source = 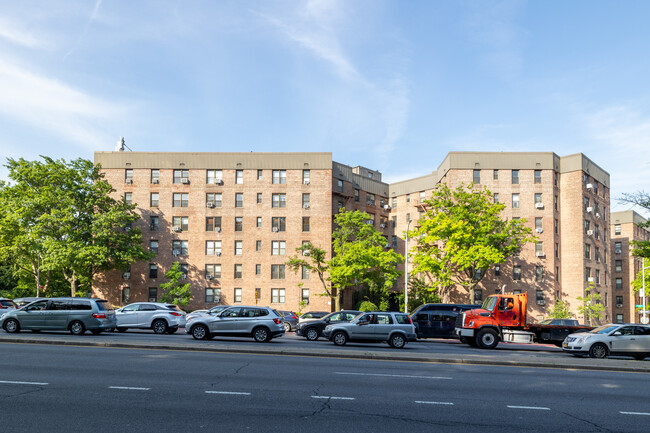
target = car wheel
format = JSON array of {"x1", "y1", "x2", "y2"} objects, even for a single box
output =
[
  {"x1": 389, "y1": 334, "x2": 406, "y2": 349},
  {"x1": 69, "y1": 321, "x2": 86, "y2": 335},
  {"x1": 332, "y1": 331, "x2": 348, "y2": 346},
  {"x1": 305, "y1": 327, "x2": 320, "y2": 341},
  {"x1": 191, "y1": 324, "x2": 208, "y2": 340},
  {"x1": 116, "y1": 327, "x2": 128, "y2": 333},
  {"x1": 3, "y1": 319, "x2": 20, "y2": 333},
  {"x1": 476, "y1": 329, "x2": 499, "y2": 349},
  {"x1": 283, "y1": 322, "x2": 291, "y2": 332},
  {"x1": 166, "y1": 327, "x2": 178, "y2": 334},
  {"x1": 589, "y1": 343, "x2": 609, "y2": 359},
  {"x1": 253, "y1": 327, "x2": 270, "y2": 343},
  {"x1": 90, "y1": 329, "x2": 102, "y2": 335},
  {"x1": 152, "y1": 319, "x2": 168, "y2": 334}
]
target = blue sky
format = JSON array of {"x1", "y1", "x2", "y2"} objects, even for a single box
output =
[{"x1": 1, "y1": 0, "x2": 649, "y2": 213}]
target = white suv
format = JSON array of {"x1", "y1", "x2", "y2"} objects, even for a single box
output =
[
  {"x1": 115, "y1": 302, "x2": 187, "y2": 334},
  {"x1": 322, "y1": 311, "x2": 417, "y2": 349},
  {"x1": 562, "y1": 323, "x2": 650, "y2": 360}
]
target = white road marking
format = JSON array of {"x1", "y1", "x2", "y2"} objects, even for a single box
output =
[
  {"x1": 507, "y1": 405, "x2": 550, "y2": 411},
  {"x1": 0, "y1": 380, "x2": 48, "y2": 386},
  {"x1": 312, "y1": 396, "x2": 355, "y2": 400},
  {"x1": 335, "y1": 372, "x2": 452, "y2": 380},
  {"x1": 415, "y1": 401, "x2": 454, "y2": 405},
  {"x1": 108, "y1": 386, "x2": 150, "y2": 391},
  {"x1": 620, "y1": 411, "x2": 650, "y2": 416},
  {"x1": 205, "y1": 391, "x2": 251, "y2": 395}
]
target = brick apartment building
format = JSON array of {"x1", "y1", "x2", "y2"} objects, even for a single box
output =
[
  {"x1": 611, "y1": 210, "x2": 650, "y2": 324},
  {"x1": 93, "y1": 150, "x2": 614, "y2": 322}
]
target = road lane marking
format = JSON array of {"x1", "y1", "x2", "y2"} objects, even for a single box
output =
[
  {"x1": 620, "y1": 411, "x2": 650, "y2": 416},
  {"x1": 507, "y1": 405, "x2": 550, "y2": 410},
  {"x1": 108, "y1": 386, "x2": 150, "y2": 391},
  {"x1": 205, "y1": 391, "x2": 251, "y2": 395},
  {"x1": 415, "y1": 401, "x2": 454, "y2": 405},
  {"x1": 312, "y1": 396, "x2": 355, "y2": 400},
  {"x1": 0, "y1": 380, "x2": 48, "y2": 386},
  {"x1": 335, "y1": 372, "x2": 452, "y2": 380}
]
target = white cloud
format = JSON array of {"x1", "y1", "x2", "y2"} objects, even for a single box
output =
[
  {"x1": 63, "y1": 0, "x2": 103, "y2": 60},
  {"x1": 0, "y1": 16, "x2": 44, "y2": 48}
]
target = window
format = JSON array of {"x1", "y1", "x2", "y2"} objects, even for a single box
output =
[
  {"x1": 151, "y1": 169, "x2": 159, "y2": 184},
  {"x1": 584, "y1": 220, "x2": 590, "y2": 234},
  {"x1": 149, "y1": 264, "x2": 158, "y2": 279},
  {"x1": 122, "y1": 287, "x2": 131, "y2": 304},
  {"x1": 124, "y1": 192, "x2": 132, "y2": 205},
  {"x1": 173, "y1": 169, "x2": 189, "y2": 184},
  {"x1": 585, "y1": 267, "x2": 591, "y2": 282},
  {"x1": 474, "y1": 289, "x2": 483, "y2": 303},
  {"x1": 271, "y1": 264, "x2": 285, "y2": 279},
  {"x1": 493, "y1": 193, "x2": 499, "y2": 204},
  {"x1": 595, "y1": 269, "x2": 600, "y2": 284},
  {"x1": 536, "y1": 242, "x2": 543, "y2": 254},
  {"x1": 257, "y1": 169, "x2": 263, "y2": 180},
  {"x1": 272, "y1": 217, "x2": 286, "y2": 232},
  {"x1": 555, "y1": 243, "x2": 559, "y2": 258},
  {"x1": 235, "y1": 193, "x2": 243, "y2": 208},
  {"x1": 303, "y1": 170, "x2": 310, "y2": 184},
  {"x1": 272, "y1": 193, "x2": 286, "y2": 208},
  {"x1": 206, "y1": 193, "x2": 222, "y2": 208},
  {"x1": 367, "y1": 193, "x2": 375, "y2": 206},
  {"x1": 255, "y1": 264, "x2": 261, "y2": 275},
  {"x1": 150, "y1": 192, "x2": 159, "y2": 207},
  {"x1": 125, "y1": 169, "x2": 133, "y2": 183},
  {"x1": 235, "y1": 170, "x2": 243, "y2": 184},
  {"x1": 513, "y1": 266, "x2": 521, "y2": 280},
  {"x1": 235, "y1": 217, "x2": 243, "y2": 231},
  {"x1": 583, "y1": 196, "x2": 590, "y2": 211},
  {"x1": 256, "y1": 240, "x2": 262, "y2": 251},
  {"x1": 302, "y1": 193, "x2": 310, "y2": 208},
  {"x1": 302, "y1": 266, "x2": 310, "y2": 279},
  {"x1": 594, "y1": 225, "x2": 600, "y2": 240},
  {"x1": 354, "y1": 189, "x2": 360, "y2": 202},
  {"x1": 406, "y1": 194, "x2": 410, "y2": 203},
  {"x1": 205, "y1": 240, "x2": 222, "y2": 256},
  {"x1": 272, "y1": 241, "x2": 286, "y2": 255},
  {"x1": 205, "y1": 264, "x2": 221, "y2": 279},
  {"x1": 173, "y1": 193, "x2": 188, "y2": 207},
  {"x1": 493, "y1": 169, "x2": 499, "y2": 180},
  {"x1": 616, "y1": 260, "x2": 622, "y2": 272},
  {"x1": 234, "y1": 264, "x2": 242, "y2": 279},
  {"x1": 615, "y1": 224, "x2": 621, "y2": 235},
  {"x1": 150, "y1": 216, "x2": 159, "y2": 231},
  {"x1": 337, "y1": 179, "x2": 343, "y2": 192},
  {"x1": 419, "y1": 191, "x2": 426, "y2": 202},
  {"x1": 616, "y1": 314, "x2": 624, "y2": 324},
  {"x1": 494, "y1": 266, "x2": 500, "y2": 276},
  {"x1": 257, "y1": 193, "x2": 263, "y2": 204},
  {"x1": 271, "y1": 288, "x2": 285, "y2": 303},
  {"x1": 256, "y1": 217, "x2": 262, "y2": 228},
  {"x1": 149, "y1": 240, "x2": 158, "y2": 254},
  {"x1": 392, "y1": 197, "x2": 397, "y2": 208},
  {"x1": 172, "y1": 216, "x2": 189, "y2": 231},
  {"x1": 172, "y1": 240, "x2": 188, "y2": 256},
  {"x1": 205, "y1": 288, "x2": 221, "y2": 303},
  {"x1": 206, "y1": 169, "x2": 222, "y2": 184},
  {"x1": 584, "y1": 244, "x2": 591, "y2": 259},
  {"x1": 616, "y1": 278, "x2": 623, "y2": 289},
  {"x1": 615, "y1": 242, "x2": 622, "y2": 254},
  {"x1": 554, "y1": 172, "x2": 558, "y2": 187},
  {"x1": 616, "y1": 295, "x2": 623, "y2": 307},
  {"x1": 536, "y1": 290, "x2": 544, "y2": 304},
  {"x1": 554, "y1": 195, "x2": 558, "y2": 211},
  {"x1": 473, "y1": 169, "x2": 480, "y2": 184},
  {"x1": 534, "y1": 193, "x2": 542, "y2": 204},
  {"x1": 206, "y1": 217, "x2": 221, "y2": 232},
  {"x1": 234, "y1": 288, "x2": 242, "y2": 303},
  {"x1": 595, "y1": 247, "x2": 600, "y2": 262},
  {"x1": 234, "y1": 240, "x2": 243, "y2": 255},
  {"x1": 512, "y1": 170, "x2": 519, "y2": 184},
  {"x1": 148, "y1": 287, "x2": 157, "y2": 302},
  {"x1": 302, "y1": 217, "x2": 310, "y2": 232},
  {"x1": 272, "y1": 170, "x2": 286, "y2": 184},
  {"x1": 302, "y1": 288, "x2": 310, "y2": 304},
  {"x1": 512, "y1": 193, "x2": 519, "y2": 209},
  {"x1": 534, "y1": 170, "x2": 542, "y2": 184},
  {"x1": 535, "y1": 266, "x2": 544, "y2": 282},
  {"x1": 556, "y1": 266, "x2": 559, "y2": 282},
  {"x1": 535, "y1": 217, "x2": 542, "y2": 232},
  {"x1": 554, "y1": 219, "x2": 558, "y2": 234}
]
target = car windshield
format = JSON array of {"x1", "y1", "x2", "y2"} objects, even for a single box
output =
[
  {"x1": 96, "y1": 301, "x2": 114, "y2": 311},
  {"x1": 589, "y1": 325, "x2": 619, "y2": 334},
  {"x1": 166, "y1": 304, "x2": 183, "y2": 312},
  {"x1": 481, "y1": 297, "x2": 498, "y2": 311},
  {"x1": 271, "y1": 309, "x2": 282, "y2": 317},
  {"x1": 0, "y1": 300, "x2": 16, "y2": 308}
]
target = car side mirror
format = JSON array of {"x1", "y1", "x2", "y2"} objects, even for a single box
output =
[
  {"x1": 613, "y1": 331, "x2": 622, "y2": 336},
  {"x1": 324, "y1": 318, "x2": 330, "y2": 323}
]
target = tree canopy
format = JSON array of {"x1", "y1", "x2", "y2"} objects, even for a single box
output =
[
  {"x1": 159, "y1": 262, "x2": 192, "y2": 307},
  {"x1": 409, "y1": 183, "x2": 536, "y2": 303}
]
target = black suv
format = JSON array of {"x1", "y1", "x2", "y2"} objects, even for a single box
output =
[
  {"x1": 296, "y1": 310, "x2": 361, "y2": 341},
  {"x1": 411, "y1": 303, "x2": 480, "y2": 339}
]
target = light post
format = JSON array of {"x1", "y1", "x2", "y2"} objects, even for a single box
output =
[
  {"x1": 641, "y1": 258, "x2": 650, "y2": 325},
  {"x1": 404, "y1": 218, "x2": 412, "y2": 314}
]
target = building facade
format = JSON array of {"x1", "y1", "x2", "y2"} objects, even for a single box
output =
[{"x1": 611, "y1": 210, "x2": 650, "y2": 324}]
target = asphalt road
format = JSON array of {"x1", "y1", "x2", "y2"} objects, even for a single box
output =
[{"x1": 0, "y1": 342, "x2": 648, "y2": 433}]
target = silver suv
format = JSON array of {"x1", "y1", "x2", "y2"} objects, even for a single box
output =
[
  {"x1": 322, "y1": 311, "x2": 417, "y2": 349},
  {"x1": 115, "y1": 302, "x2": 187, "y2": 334},
  {"x1": 186, "y1": 306, "x2": 285, "y2": 342}
]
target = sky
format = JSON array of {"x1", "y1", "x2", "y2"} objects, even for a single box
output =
[{"x1": 0, "y1": 0, "x2": 649, "y2": 214}]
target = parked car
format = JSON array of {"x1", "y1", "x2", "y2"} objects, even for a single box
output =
[
  {"x1": 299, "y1": 311, "x2": 329, "y2": 323},
  {"x1": 186, "y1": 306, "x2": 284, "y2": 342},
  {"x1": 278, "y1": 310, "x2": 299, "y2": 332},
  {"x1": 0, "y1": 298, "x2": 18, "y2": 318},
  {"x1": 115, "y1": 302, "x2": 186, "y2": 334},
  {"x1": 322, "y1": 311, "x2": 417, "y2": 349},
  {"x1": 562, "y1": 323, "x2": 650, "y2": 359},
  {"x1": 296, "y1": 310, "x2": 361, "y2": 341},
  {"x1": 410, "y1": 303, "x2": 480, "y2": 339},
  {"x1": 186, "y1": 305, "x2": 229, "y2": 321},
  {"x1": 0, "y1": 298, "x2": 116, "y2": 335}
]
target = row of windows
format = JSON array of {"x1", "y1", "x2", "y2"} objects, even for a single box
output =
[
  {"x1": 148, "y1": 216, "x2": 311, "y2": 232},
  {"x1": 471, "y1": 288, "x2": 547, "y2": 304},
  {"x1": 146, "y1": 262, "x2": 309, "y2": 280},
  {"x1": 125, "y1": 169, "x2": 312, "y2": 185},
  {"x1": 128, "y1": 192, "x2": 312, "y2": 209},
  {"x1": 126, "y1": 286, "x2": 310, "y2": 305},
  {"x1": 473, "y1": 169, "x2": 546, "y2": 185},
  {"x1": 151, "y1": 239, "x2": 311, "y2": 257}
]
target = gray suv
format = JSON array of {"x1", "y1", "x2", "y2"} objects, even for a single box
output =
[
  {"x1": 1, "y1": 298, "x2": 116, "y2": 335},
  {"x1": 115, "y1": 302, "x2": 187, "y2": 334},
  {"x1": 186, "y1": 306, "x2": 285, "y2": 342},
  {"x1": 322, "y1": 311, "x2": 417, "y2": 349}
]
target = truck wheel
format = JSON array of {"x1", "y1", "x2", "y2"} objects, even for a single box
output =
[{"x1": 476, "y1": 329, "x2": 499, "y2": 349}]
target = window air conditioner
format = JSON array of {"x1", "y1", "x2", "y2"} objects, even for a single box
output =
[
  {"x1": 172, "y1": 250, "x2": 180, "y2": 256},
  {"x1": 304, "y1": 180, "x2": 310, "y2": 185},
  {"x1": 535, "y1": 228, "x2": 543, "y2": 233},
  {"x1": 587, "y1": 277, "x2": 594, "y2": 282},
  {"x1": 125, "y1": 179, "x2": 133, "y2": 184},
  {"x1": 615, "y1": 249, "x2": 622, "y2": 254},
  {"x1": 122, "y1": 272, "x2": 131, "y2": 279},
  {"x1": 586, "y1": 183, "x2": 594, "y2": 189},
  {"x1": 380, "y1": 224, "x2": 385, "y2": 228},
  {"x1": 536, "y1": 300, "x2": 545, "y2": 306},
  {"x1": 535, "y1": 203, "x2": 544, "y2": 209},
  {"x1": 616, "y1": 303, "x2": 623, "y2": 308},
  {"x1": 172, "y1": 226, "x2": 182, "y2": 232},
  {"x1": 586, "y1": 207, "x2": 593, "y2": 213},
  {"x1": 181, "y1": 178, "x2": 190, "y2": 184},
  {"x1": 535, "y1": 251, "x2": 546, "y2": 257},
  {"x1": 596, "y1": 213, "x2": 600, "y2": 218},
  {"x1": 587, "y1": 230, "x2": 594, "y2": 235},
  {"x1": 152, "y1": 179, "x2": 159, "y2": 184},
  {"x1": 272, "y1": 227, "x2": 279, "y2": 232},
  {"x1": 206, "y1": 202, "x2": 215, "y2": 208},
  {"x1": 206, "y1": 275, "x2": 213, "y2": 280},
  {"x1": 181, "y1": 274, "x2": 187, "y2": 280},
  {"x1": 302, "y1": 251, "x2": 310, "y2": 256},
  {"x1": 384, "y1": 205, "x2": 391, "y2": 210},
  {"x1": 303, "y1": 204, "x2": 310, "y2": 209},
  {"x1": 385, "y1": 243, "x2": 391, "y2": 249},
  {"x1": 150, "y1": 225, "x2": 157, "y2": 231},
  {"x1": 215, "y1": 252, "x2": 221, "y2": 256},
  {"x1": 214, "y1": 227, "x2": 221, "y2": 232},
  {"x1": 215, "y1": 179, "x2": 223, "y2": 185}
]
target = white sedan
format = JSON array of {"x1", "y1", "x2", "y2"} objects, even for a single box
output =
[{"x1": 562, "y1": 323, "x2": 650, "y2": 360}]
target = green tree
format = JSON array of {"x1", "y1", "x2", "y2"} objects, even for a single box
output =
[
  {"x1": 576, "y1": 283, "x2": 605, "y2": 326},
  {"x1": 159, "y1": 262, "x2": 192, "y2": 307},
  {"x1": 621, "y1": 191, "x2": 650, "y2": 300},
  {"x1": 286, "y1": 243, "x2": 335, "y2": 309},
  {"x1": 409, "y1": 183, "x2": 536, "y2": 303},
  {"x1": 0, "y1": 157, "x2": 153, "y2": 297},
  {"x1": 549, "y1": 298, "x2": 574, "y2": 319},
  {"x1": 395, "y1": 275, "x2": 442, "y2": 313}
]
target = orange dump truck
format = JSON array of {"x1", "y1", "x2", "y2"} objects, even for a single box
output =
[{"x1": 454, "y1": 292, "x2": 592, "y2": 349}]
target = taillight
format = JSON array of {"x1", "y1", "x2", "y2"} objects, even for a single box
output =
[
  {"x1": 170, "y1": 312, "x2": 181, "y2": 316},
  {"x1": 92, "y1": 313, "x2": 106, "y2": 319},
  {"x1": 273, "y1": 318, "x2": 282, "y2": 324}
]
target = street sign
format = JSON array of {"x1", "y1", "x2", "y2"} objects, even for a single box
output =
[{"x1": 636, "y1": 305, "x2": 644, "y2": 308}]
